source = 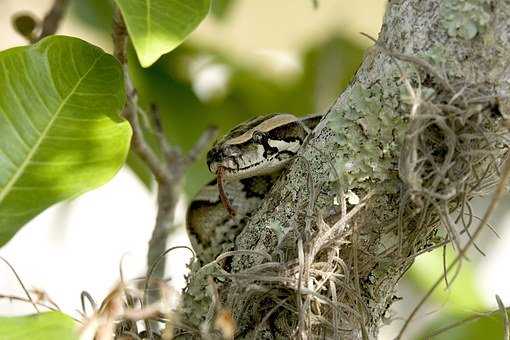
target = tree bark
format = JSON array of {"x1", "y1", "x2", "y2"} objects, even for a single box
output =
[{"x1": 180, "y1": 0, "x2": 510, "y2": 339}]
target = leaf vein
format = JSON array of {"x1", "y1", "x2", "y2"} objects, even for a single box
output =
[
  {"x1": 0, "y1": 61, "x2": 38, "y2": 150},
  {"x1": 0, "y1": 54, "x2": 104, "y2": 205}
]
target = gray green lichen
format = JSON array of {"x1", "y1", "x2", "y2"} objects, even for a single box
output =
[
  {"x1": 181, "y1": 261, "x2": 224, "y2": 328},
  {"x1": 440, "y1": 0, "x2": 491, "y2": 40},
  {"x1": 327, "y1": 72, "x2": 406, "y2": 192}
]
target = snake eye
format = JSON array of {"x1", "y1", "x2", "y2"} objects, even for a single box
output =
[{"x1": 252, "y1": 131, "x2": 266, "y2": 142}]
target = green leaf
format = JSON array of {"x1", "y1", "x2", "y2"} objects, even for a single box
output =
[
  {"x1": 0, "y1": 36, "x2": 131, "y2": 246},
  {"x1": 114, "y1": 0, "x2": 211, "y2": 67},
  {"x1": 0, "y1": 312, "x2": 77, "y2": 340}
]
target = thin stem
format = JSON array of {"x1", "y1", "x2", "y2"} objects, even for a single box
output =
[
  {"x1": 111, "y1": 8, "x2": 217, "y2": 337},
  {"x1": 112, "y1": 8, "x2": 171, "y2": 185},
  {"x1": 426, "y1": 306, "x2": 510, "y2": 339},
  {"x1": 0, "y1": 256, "x2": 38, "y2": 313},
  {"x1": 37, "y1": 0, "x2": 69, "y2": 41}
]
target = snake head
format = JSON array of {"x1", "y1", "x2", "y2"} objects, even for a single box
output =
[{"x1": 206, "y1": 113, "x2": 306, "y2": 180}]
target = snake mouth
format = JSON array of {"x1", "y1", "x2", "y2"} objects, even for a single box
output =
[
  {"x1": 207, "y1": 146, "x2": 241, "y2": 175},
  {"x1": 208, "y1": 156, "x2": 239, "y2": 176},
  {"x1": 210, "y1": 156, "x2": 268, "y2": 181}
]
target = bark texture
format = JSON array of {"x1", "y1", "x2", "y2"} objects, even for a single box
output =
[{"x1": 181, "y1": 0, "x2": 510, "y2": 339}]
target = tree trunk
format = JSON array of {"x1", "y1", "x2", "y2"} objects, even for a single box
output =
[{"x1": 180, "y1": 0, "x2": 510, "y2": 338}]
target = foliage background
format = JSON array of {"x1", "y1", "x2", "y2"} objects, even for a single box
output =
[{"x1": 0, "y1": 1, "x2": 509, "y2": 339}]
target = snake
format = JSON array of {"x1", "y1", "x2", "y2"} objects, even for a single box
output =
[{"x1": 186, "y1": 113, "x2": 322, "y2": 264}]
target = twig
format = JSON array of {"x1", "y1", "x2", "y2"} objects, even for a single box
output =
[
  {"x1": 112, "y1": 9, "x2": 171, "y2": 185},
  {"x1": 187, "y1": 126, "x2": 218, "y2": 165},
  {"x1": 113, "y1": 8, "x2": 176, "y2": 300},
  {"x1": 425, "y1": 306, "x2": 510, "y2": 338},
  {"x1": 147, "y1": 104, "x2": 174, "y2": 162},
  {"x1": 0, "y1": 256, "x2": 38, "y2": 313},
  {"x1": 143, "y1": 246, "x2": 195, "y2": 306},
  {"x1": 112, "y1": 8, "x2": 218, "y2": 336},
  {"x1": 360, "y1": 32, "x2": 453, "y2": 94},
  {"x1": 36, "y1": 0, "x2": 69, "y2": 42},
  {"x1": 13, "y1": 0, "x2": 69, "y2": 44},
  {"x1": 0, "y1": 294, "x2": 57, "y2": 313}
]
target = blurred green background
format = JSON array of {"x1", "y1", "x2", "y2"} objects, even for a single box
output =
[{"x1": 1, "y1": 1, "x2": 509, "y2": 339}]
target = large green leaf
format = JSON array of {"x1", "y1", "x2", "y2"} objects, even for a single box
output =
[
  {"x1": 0, "y1": 36, "x2": 131, "y2": 246},
  {"x1": 114, "y1": 0, "x2": 211, "y2": 67},
  {"x1": 0, "y1": 312, "x2": 77, "y2": 340}
]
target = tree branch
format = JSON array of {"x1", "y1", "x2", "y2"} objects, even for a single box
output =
[
  {"x1": 12, "y1": 0, "x2": 69, "y2": 43},
  {"x1": 181, "y1": 1, "x2": 510, "y2": 338},
  {"x1": 112, "y1": 10, "x2": 171, "y2": 185},
  {"x1": 111, "y1": 9, "x2": 217, "y2": 333},
  {"x1": 37, "y1": 0, "x2": 69, "y2": 42}
]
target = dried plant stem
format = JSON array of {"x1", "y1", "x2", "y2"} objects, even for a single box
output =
[
  {"x1": 426, "y1": 305, "x2": 510, "y2": 339},
  {"x1": 0, "y1": 294, "x2": 59, "y2": 314},
  {"x1": 0, "y1": 256, "x2": 38, "y2": 313},
  {"x1": 396, "y1": 156, "x2": 510, "y2": 340}
]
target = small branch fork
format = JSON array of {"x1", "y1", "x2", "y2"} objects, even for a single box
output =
[
  {"x1": 37, "y1": 0, "x2": 69, "y2": 41},
  {"x1": 112, "y1": 7, "x2": 217, "y2": 309},
  {"x1": 12, "y1": 0, "x2": 69, "y2": 43}
]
